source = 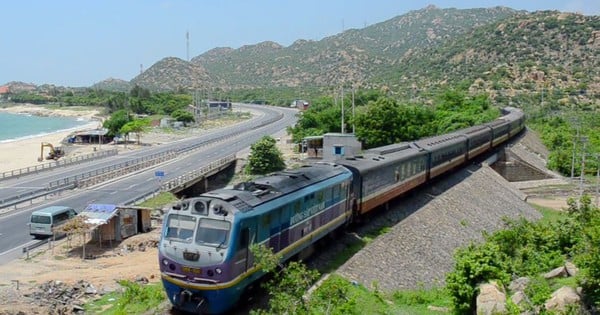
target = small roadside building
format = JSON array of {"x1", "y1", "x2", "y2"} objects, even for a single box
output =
[
  {"x1": 68, "y1": 128, "x2": 111, "y2": 144},
  {"x1": 79, "y1": 204, "x2": 153, "y2": 243},
  {"x1": 301, "y1": 135, "x2": 324, "y2": 158},
  {"x1": 301, "y1": 133, "x2": 362, "y2": 160},
  {"x1": 322, "y1": 133, "x2": 362, "y2": 161}
]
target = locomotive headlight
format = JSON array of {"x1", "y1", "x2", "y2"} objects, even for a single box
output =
[
  {"x1": 215, "y1": 268, "x2": 222, "y2": 275},
  {"x1": 162, "y1": 259, "x2": 169, "y2": 266}
]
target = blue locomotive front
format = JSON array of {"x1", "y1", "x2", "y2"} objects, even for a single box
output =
[
  {"x1": 159, "y1": 163, "x2": 353, "y2": 314},
  {"x1": 159, "y1": 195, "x2": 252, "y2": 314}
]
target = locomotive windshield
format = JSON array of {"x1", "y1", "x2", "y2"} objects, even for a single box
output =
[
  {"x1": 165, "y1": 214, "x2": 196, "y2": 243},
  {"x1": 195, "y1": 219, "x2": 230, "y2": 248}
]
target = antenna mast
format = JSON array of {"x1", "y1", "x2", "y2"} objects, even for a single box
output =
[{"x1": 186, "y1": 31, "x2": 190, "y2": 61}]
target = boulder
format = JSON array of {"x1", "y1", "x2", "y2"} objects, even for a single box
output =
[
  {"x1": 544, "y1": 286, "x2": 580, "y2": 312},
  {"x1": 511, "y1": 290, "x2": 528, "y2": 307},
  {"x1": 508, "y1": 277, "x2": 530, "y2": 292},
  {"x1": 565, "y1": 261, "x2": 579, "y2": 277},
  {"x1": 476, "y1": 281, "x2": 506, "y2": 315},
  {"x1": 544, "y1": 266, "x2": 567, "y2": 279}
]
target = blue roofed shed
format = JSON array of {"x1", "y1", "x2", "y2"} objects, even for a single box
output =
[{"x1": 80, "y1": 203, "x2": 152, "y2": 242}]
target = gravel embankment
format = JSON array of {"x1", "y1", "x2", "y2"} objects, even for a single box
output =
[{"x1": 334, "y1": 164, "x2": 542, "y2": 292}]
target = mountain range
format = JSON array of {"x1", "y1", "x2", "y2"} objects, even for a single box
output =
[{"x1": 5, "y1": 5, "x2": 599, "y2": 106}]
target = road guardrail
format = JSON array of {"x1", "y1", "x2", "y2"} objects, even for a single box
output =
[{"x1": 0, "y1": 149, "x2": 118, "y2": 181}]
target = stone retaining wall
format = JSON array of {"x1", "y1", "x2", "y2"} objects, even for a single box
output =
[{"x1": 336, "y1": 164, "x2": 541, "y2": 292}]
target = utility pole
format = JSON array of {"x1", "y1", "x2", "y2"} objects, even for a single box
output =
[
  {"x1": 341, "y1": 86, "x2": 345, "y2": 134},
  {"x1": 351, "y1": 86, "x2": 355, "y2": 134},
  {"x1": 596, "y1": 154, "x2": 599, "y2": 207},
  {"x1": 571, "y1": 126, "x2": 579, "y2": 180},
  {"x1": 580, "y1": 137, "x2": 588, "y2": 200}
]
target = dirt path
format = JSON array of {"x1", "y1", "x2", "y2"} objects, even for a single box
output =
[{"x1": 0, "y1": 228, "x2": 162, "y2": 314}]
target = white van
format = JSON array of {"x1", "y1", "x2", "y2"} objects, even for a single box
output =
[{"x1": 29, "y1": 206, "x2": 77, "y2": 238}]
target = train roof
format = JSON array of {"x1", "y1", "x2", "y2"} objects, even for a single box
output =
[
  {"x1": 412, "y1": 132, "x2": 466, "y2": 151},
  {"x1": 455, "y1": 124, "x2": 491, "y2": 135},
  {"x1": 201, "y1": 163, "x2": 350, "y2": 211},
  {"x1": 337, "y1": 143, "x2": 426, "y2": 173},
  {"x1": 365, "y1": 142, "x2": 414, "y2": 155}
]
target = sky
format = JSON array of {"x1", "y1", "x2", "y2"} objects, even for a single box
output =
[{"x1": 1, "y1": 0, "x2": 598, "y2": 87}]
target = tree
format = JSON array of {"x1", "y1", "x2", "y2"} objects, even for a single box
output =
[
  {"x1": 171, "y1": 109, "x2": 195, "y2": 124},
  {"x1": 353, "y1": 97, "x2": 436, "y2": 149},
  {"x1": 250, "y1": 244, "x2": 320, "y2": 315},
  {"x1": 245, "y1": 136, "x2": 285, "y2": 175},
  {"x1": 103, "y1": 110, "x2": 132, "y2": 136},
  {"x1": 120, "y1": 118, "x2": 151, "y2": 145}
]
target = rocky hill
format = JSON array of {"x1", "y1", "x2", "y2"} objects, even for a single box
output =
[
  {"x1": 88, "y1": 5, "x2": 599, "y2": 108},
  {"x1": 130, "y1": 57, "x2": 212, "y2": 91},
  {"x1": 91, "y1": 78, "x2": 132, "y2": 92},
  {"x1": 380, "y1": 10, "x2": 600, "y2": 108},
  {"x1": 131, "y1": 6, "x2": 519, "y2": 91}
]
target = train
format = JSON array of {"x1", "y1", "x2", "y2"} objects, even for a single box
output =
[{"x1": 158, "y1": 106, "x2": 526, "y2": 314}]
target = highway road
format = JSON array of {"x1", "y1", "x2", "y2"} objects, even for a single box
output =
[{"x1": 0, "y1": 104, "x2": 298, "y2": 264}]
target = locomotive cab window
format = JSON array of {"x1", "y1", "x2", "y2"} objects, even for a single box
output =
[
  {"x1": 165, "y1": 214, "x2": 196, "y2": 243},
  {"x1": 195, "y1": 219, "x2": 231, "y2": 248}
]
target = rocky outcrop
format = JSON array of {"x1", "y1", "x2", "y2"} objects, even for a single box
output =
[
  {"x1": 475, "y1": 262, "x2": 583, "y2": 314},
  {"x1": 476, "y1": 281, "x2": 507, "y2": 315},
  {"x1": 544, "y1": 286, "x2": 581, "y2": 313}
]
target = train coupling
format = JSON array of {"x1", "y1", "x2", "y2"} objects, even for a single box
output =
[{"x1": 174, "y1": 290, "x2": 206, "y2": 313}]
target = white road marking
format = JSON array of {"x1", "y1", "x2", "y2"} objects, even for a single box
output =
[{"x1": 0, "y1": 240, "x2": 37, "y2": 256}]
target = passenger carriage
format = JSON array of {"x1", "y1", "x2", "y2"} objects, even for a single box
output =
[
  {"x1": 338, "y1": 142, "x2": 428, "y2": 215},
  {"x1": 413, "y1": 133, "x2": 468, "y2": 180}
]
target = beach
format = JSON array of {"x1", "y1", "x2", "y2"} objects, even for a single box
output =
[
  {"x1": 0, "y1": 104, "x2": 103, "y2": 173},
  {"x1": 0, "y1": 104, "x2": 297, "y2": 175}
]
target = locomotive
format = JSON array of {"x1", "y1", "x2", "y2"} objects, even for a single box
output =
[{"x1": 158, "y1": 107, "x2": 525, "y2": 314}]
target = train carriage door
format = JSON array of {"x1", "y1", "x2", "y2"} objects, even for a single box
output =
[{"x1": 233, "y1": 219, "x2": 257, "y2": 273}]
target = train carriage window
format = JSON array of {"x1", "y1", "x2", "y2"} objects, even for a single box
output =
[
  {"x1": 317, "y1": 191, "x2": 324, "y2": 203},
  {"x1": 262, "y1": 214, "x2": 271, "y2": 226},
  {"x1": 294, "y1": 201, "x2": 302, "y2": 214},
  {"x1": 333, "y1": 185, "x2": 341, "y2": 200},
  {"x1": 324, "y1": 188, "x2": 332, "y2": 203}
]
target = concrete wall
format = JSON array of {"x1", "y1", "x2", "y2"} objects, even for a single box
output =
[
  {"x1": 491, "y1": 148, "x2": 553, "y2": 182},
  {"x1": 322, "y1": 133, "x2": 362, "y2": 161}
]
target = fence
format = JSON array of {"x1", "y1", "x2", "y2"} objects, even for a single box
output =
[{"x1": 0, "y1": 149, "x2": 118, "y2": 181}]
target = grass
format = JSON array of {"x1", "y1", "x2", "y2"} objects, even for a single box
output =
[
  {"x1": 531, "y1": 204, "x2": 566, "y2": 224},
  {"x1": 136, "y1": 192, "x2": 178, "y2": 209},
  {"x1": 85, "y1": 281, "x2": 166, "y2": 315},
  {"x1": 310, "y1": 275, "x2": 452, "y2": 315}
]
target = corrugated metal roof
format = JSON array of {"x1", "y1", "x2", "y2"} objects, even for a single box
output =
[
  {"x1": 73, "y1": 128, "x2": 109, "y2": 136},
  {"x1": 80, "y1": 203, "x2": 118, "y2": 225}
]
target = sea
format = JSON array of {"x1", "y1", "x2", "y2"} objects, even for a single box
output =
[{"x1": 0, "y1": 112, "x2": 90, "y2": 143}]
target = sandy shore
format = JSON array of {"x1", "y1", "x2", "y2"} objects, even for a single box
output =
[
  {"x1": 0, "y1": 104, "x2": 295, "y2": 174},
  {"x1": 0, "y1": 104, "x2": 104, "y2": 173}
]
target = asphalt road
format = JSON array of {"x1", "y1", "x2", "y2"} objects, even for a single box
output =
[{"x1": 0, "y1": 104, "x2": 298, "y2": 264}]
